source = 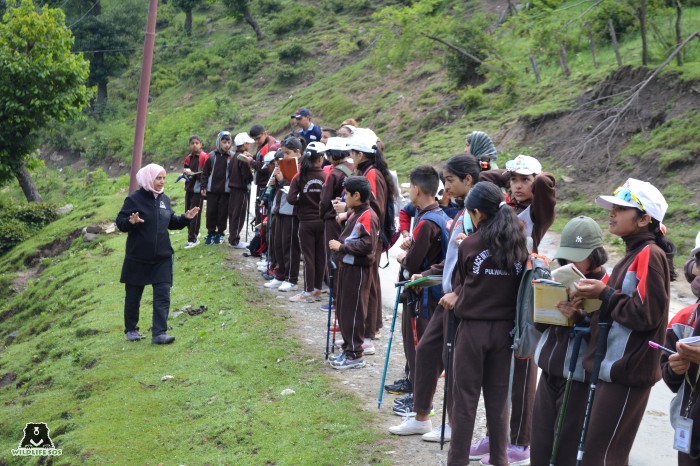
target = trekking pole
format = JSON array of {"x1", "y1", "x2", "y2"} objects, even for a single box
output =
[
  {"x1": 576, "y1": 312, "x2": 611, "y2": 465},
  {"x1": 324, "y1": 253, "x2": 337, "y2": 360},
  {"x1": 550, "y1": 326, "x2": 590, "y2": 466},
  {"x1": 245, "y1": 186, "x2": 251, "y2": 242},
  {"x1": 440, "y1": 309, "x2": 456, "y2": 449},
  {"x1": 378, "y1": 281, "x2": 409, "y2": 409},
  {"x1": 408, "y1": 290, "x2": 419, "y2": 348}
]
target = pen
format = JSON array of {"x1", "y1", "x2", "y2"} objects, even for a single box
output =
[{"x1": 648, "y1": 340, "x2": 676, "y2": 355}]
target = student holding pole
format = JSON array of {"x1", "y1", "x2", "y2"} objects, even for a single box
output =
[
  {"x1": 529, "y1": 216, "x2": 609, "y2": 466},
  {"x1": 573, "y1": 178, "x2": 676, "y2": 465},
  {"x1": 447, "y1": 181, "x2": 528, "y2": 466}
]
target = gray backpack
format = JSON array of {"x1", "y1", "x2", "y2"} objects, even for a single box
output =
[{"x1": 511, "y1": 252, "x2": 551, "y2": 358}]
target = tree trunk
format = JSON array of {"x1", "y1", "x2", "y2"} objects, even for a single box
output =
[
  {"x1": 588, "y1": 30, "x2": 599, "y2": 68},
  {"x1": 559, "y1": 42, "x2": 571, "y2": 78},
  {"x1": 608, "y1": 19, "x2": 622, "y2": 67},
  {"x1": 184, "y1": 7, "x2": 192, "y2": 35},
  {"x1": 242, "y1": 5, "x2": 263, "y2": 41},
  {"x1": 675, "y1": 0, "x2": 683, "y2": 66},
  {"x1": 638, "y1": 0, "x2": 649, "y2": 65},
  {"x1": 16, "y1": 163, "x2": 43, "y2": 203},
  {"x1": 530, "y1": 56, "x2": 541, "y2": 83}
]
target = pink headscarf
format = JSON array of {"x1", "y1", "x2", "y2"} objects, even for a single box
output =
[{"x1": 136, "y1": 163, "x2": 166, "y2": 197}]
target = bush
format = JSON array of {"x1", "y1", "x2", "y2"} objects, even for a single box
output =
[
  {"x1": 269, "y1": 6, "x2": 314, "y2": 37},
  {"x1": 278, "y1": 40, "x2": 307, "y2": 63},
  {"x1": 444, "y1": 14, "x2": 495, "y2": 86},
  {"x1": 458, "y1": 86, "x2": 484, "y2": 111},
  {"x1": 0, "y1": 203, "x2": 59, "y2": 229},
  {"x1": 274, "y1": 63, "x2": 305, "y2": 83},
  {"x1": 0, "y1": 219, "x2": 30, "y2": 254},
  {"x1": 589, "y1": 0, "x2": 637, "y2": 41}
]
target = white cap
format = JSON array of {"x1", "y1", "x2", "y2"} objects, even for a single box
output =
[
  {"x1": 326, "y1": 137, "x2": 350, "y2": 151},
  {"x1": 692, "y1": 231, "x2": 700, "y2": 256},
  {"x1": 504, "y1": 155, "x2": 542, "y2": 175},
  {"x1": 234, "y1": 132, "x2": 255, "y2": 146},
  {"x1": 595, "y1": 178, "x2": 668, "y2": 223},
  {"x1": 305, "y1": 141, "x2": 327, "y2": 154},
  {"x1": 436, "y1": 179, "x2": 445, "y2": 200},
  {"x1": 348, "y1": 127, "x2": 378, "y2": 154}
]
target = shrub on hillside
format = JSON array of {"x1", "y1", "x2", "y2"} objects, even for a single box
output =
[
  {"x1": 0, "y1": 203, "x2": 59, "y2": 254},
  {"x1": 269, "y1": 6, "x2": 314, "y2": 36},
  {"x1": 278, "y1": 40, "x2": 307, "y2": 63},
  {"x1": 0, "y1": 219, "x2": 30, "y2": 255}
]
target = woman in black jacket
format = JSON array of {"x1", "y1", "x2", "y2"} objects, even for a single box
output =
[{"x1": 116, "y1": 164, "x2": 200, "y2": 344}]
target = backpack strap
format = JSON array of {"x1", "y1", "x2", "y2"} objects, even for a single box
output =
[{"x1": 335, "y1": 164, "x2": 353, "y2": 178}]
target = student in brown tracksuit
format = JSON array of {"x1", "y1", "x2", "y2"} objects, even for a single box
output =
[
  {"x1": 392, "y1": 166, "x2": 447, "y2": 403},
  {"x1": 287, "y1": 142, "x2": 327, "y2": 303},
  {"x1": 662, "y1": 245, "x2": 700, "y2": 466},
  {"x1": 575, "y1": 178, "x2": 675, "y2": 465},
  {"x1": 319, "y1": 137, "x2": 353, "y2": 267},
  {"x1": 530, "y1": 216, "x2": 609, "y2": 466},
  {"x1": 249, "y1": 124, "x2": 280, "y2": 226},
  {"x1": 447, "y1": 181, "x2": 528, "y2": 466},
  {"x1": 264, "y1": 137, "x2": 302, "y2": 292},
  {"x1": 328, "y1": 176, "x2": 379, "y2": 370},
  {"x1": 388, "y1": 154, "x2": 480, "y2": 441},
  {"x1": 182, "y1": 135, "x2": 209, "y2": 248},
  {"x1": 228, "y1": 133, "x2": 255, "y2": 249},
  {"x1": 475, "y1": 154, "x2": 556, "y2": 462},
  {"x1": 200, "y1": 131, "x2": 233, "y2": 245},
  {"x1": 349, "y1": 128, "x2": 397, "y2": 347}
]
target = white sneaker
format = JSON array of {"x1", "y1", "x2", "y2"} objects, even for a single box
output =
[
  {"x1": 422, "y1": 423, "x2": 451, "y2": 442},
  {"x1": 362, "y1": 342, "x2": 376, "y2": 355},
  {"x1": 234, "y1": 241, "x2": 249, "y2": 249},
  {"x1": 257, "y1": 260, "x2": 268, "y2": 267},
  {"x1": 389, "y1": 417, "x2": 432, "y2": 436},
  {"x1": 278, "y1": 282, "x2": 298, "y2": 292},
  {"x1": 257, "y1": 265, "x2": 269, "y2": 273},
  {"x1": 184, "y1": 240, "x2": 199, "y2": 249},
  {"x1": 264, "y1": 279, "x2": 284, "y2": 288}
]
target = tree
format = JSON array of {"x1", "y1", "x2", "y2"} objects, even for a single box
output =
[
  {"x1": 221, "y1": 0, "x2": 264, "y2": 41},
  {"x1": 172, "y1": 0, "x2": 203, "y2": 35},
  {"x1": 0, "y1": 0, "x2": 92, "y2": 202}
]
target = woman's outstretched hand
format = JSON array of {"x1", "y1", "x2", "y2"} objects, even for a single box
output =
[
  {"x1": 184, "y1": 207, "x2": 200, "y2": 219},
  {"x1": 129, "y1": 212, "x2": 144, "y2": 224}
]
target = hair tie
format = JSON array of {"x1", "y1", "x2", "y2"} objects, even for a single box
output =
[
  {"x1": 660, "y1": 222, "x2": 667, "y2": 236},
  {"x1": 498, "y1": 201, "x2": 506, "y2": 209}
]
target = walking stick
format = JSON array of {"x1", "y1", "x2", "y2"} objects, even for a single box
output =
[
  {"x1": 325, "y1": 253, "x2": 337, "y2": 360},
  {"x1": 378, "y1": 281, "x2": 409, "y2": 409},
  {"x1": 244, "y1": 186, "x2": 251, "y2": 242},
  {"x1": 550, "y1": 326, "x2": 589, "y2": 465},
  {"x1": 440, "y1": 309, "x2": 456, "y2": 449},
  {"x1": 576, "y1": 309, "x2": 612, "y2": 465},
  {"x1": 408, "y1": 290, "x2": 419, "y2": 347}
]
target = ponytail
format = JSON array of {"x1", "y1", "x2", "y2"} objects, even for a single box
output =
[
  {"x1": 362, "y1": 144, "x2": 397, "y2": 206},
  {"x1": 466, "y1": 182, "x2": 528, "y2": 270},
  {"x1": 650, "y1": 222, "x2": 677, "y2": 281},
  {"x1": 299, "y1": 147, "x2": 323, "y2": 185}
]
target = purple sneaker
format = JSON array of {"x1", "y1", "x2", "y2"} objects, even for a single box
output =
[
  {"x1": 470, "y1": 436, "x2": 490, "y2": 460},
  {"x1": 479, "y1": 444, "x2": 530, "y2": 466}
]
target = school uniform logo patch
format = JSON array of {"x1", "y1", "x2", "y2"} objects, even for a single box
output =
[{"x1": 160, "y1": 201, "x2": 166, "y2": 209}]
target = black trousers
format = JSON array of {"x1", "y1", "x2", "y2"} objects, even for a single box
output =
[
  {"x1": 205, "y1": 192, "x2": 229, "y2": 236},
  {"x1": 185, "y1": 191, "x2": 203, "y2": 242},
  {"x1": 124, "y1": 283, "x2": 171, "y2": 336}
]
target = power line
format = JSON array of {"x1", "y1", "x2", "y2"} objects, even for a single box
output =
[
  {"x1": 67, "y1": 0, "x2": 99, "y2": 29},
  {"x1": 74, "y1": 39, "x2": 203, "y2": 55}
]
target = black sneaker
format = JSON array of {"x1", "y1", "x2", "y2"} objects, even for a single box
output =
[
  {"x1": 151, "y1": 334, "x2": 175, "y2": 345},
  {"x1": 385, "y1": 377, "x2": 412, "y2": 394},
  {"x1": 393, "y1": 393, "x2": 413, "y2": 407}
]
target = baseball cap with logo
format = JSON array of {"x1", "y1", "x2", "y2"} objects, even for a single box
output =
[
  {"x1": 553, "y1": 216, "x2": 605, "y2": 263},
  {"x1": 291, "y1": 107, "x2": 311, "y2": 119},
  {"x1": 595, "y1": 178, "x2": 668, "y2": 223},
  {"x1": 234, "y1": 132, "x2": 255, "y2": 146},
  {"x1": 348, "y1": 127, "x2": 378, "y2": 154},
  {"x1": 504, "y1": 155, "x2": 542, "y2": 175}
]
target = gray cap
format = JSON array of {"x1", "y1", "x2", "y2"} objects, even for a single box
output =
[{"x1": 553, "y1": 216, "x2": 605, "y2": 263}]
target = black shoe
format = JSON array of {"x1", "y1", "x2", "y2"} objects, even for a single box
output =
[
  {"x1": 385, "y1": 377, "x2": 412, "y2": 394},
  {"x1": 151, "y1": 334, "x2": 175, "y2": 344},
  {"x1": 393, "y1": 393, "x2": 413, "y2": 407},
  {"x1": 125, "y1": 330, "x2": 144, "y2": 342}
]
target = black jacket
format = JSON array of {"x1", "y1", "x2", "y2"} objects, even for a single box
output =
[{"x1": 116, "y1": 188, "x2": 190, "y2": 263}]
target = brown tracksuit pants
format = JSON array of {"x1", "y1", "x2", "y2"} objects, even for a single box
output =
[
  {"x1": 273, "y1": 214, "x2": 300, "y2": 284},
  {"x1": 510, "y1": 357, "x2": 537, "y2": 446},
  {"x1": 530, "y1": 372, "x2": 589, "y2": 466},
  {"x1": 337, "y1": 263, "x2": 371, "y2": 359},
  {"x1": 185, "y1": 191, "x2": 203, "y2": 242},
  {"x1": 448, "y1": 319, "x2": 513, "y2": 466},
  {"x1": 299, "y1": 220, "x2": 325, "y2": 292},
  {"x1": 205, "y1": 192, "x2": 229, "y2": 236},
  {"x1": 365, "y1": 246, "x2": 383, "y2": 339},
  {"x1": 400, "y1": 288, "x2": 437, "y2": 386},
  {"x1": 413, "y1": 305, "x2": 451, "y2": 415},
  {"x1": 324, "y1": 219, "x2": 342, "y2": 290},
  {"x1": 227, "y1": 188, "x2": 249, "y2": 246}
]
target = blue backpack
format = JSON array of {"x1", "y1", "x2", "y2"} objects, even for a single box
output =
[{"x1": 414, "y1": 209, "x2": 451, "y2": 309}]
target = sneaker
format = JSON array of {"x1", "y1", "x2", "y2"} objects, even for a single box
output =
[
  {"x1": 321, "y1": 303, "x2": 336, "y2": 311},
  {"x1": 215, "y1": 234, "x2": 225, "y2": 244},
  {"x1": 264, "y1": 279, "x2": 284, "y2": 288},
  {"x1": 470, "y1": 437, "x2": 490, "y2": 460},
  {"x1": 479, "y1": 446, "x2": 530, "y2": 466},
  {"x1": 289, "y1": 292, "x2": 312, "y2": 302},
  {"x1": 257, "y1": 265, "x2": 269, "y2": 273},
  {"x1": 233, "y1": 241, "x2": 249, "y2": 249},
  {"x1": 362, "y1": 342, "x2": 376, "y2": 355},
  {"x1": 393, "y1": 401, "x2": 434, "y2": 417},
  {"x1": 330, "y1": 354, "x2": 365, "y2": 370},
  {"x1": 151, "y1": 334, "x2": 175, "y2": 344},
  {"x1": 204, "y1": 234, "x2": 214, "y2": 245},
  {"x1": 389, "y1": 417, "x2": 432, "y2": 436},
  {"x1": 184, "y1": 240, "x2": 199, "y2": 249},
  {"x1": 125, "y1": 330, "x2": 143, "y2": 341},
  {"x1": 309, "y1": 290, "x2": 323, "y2": 302},
  {"x1": 257, "y1": 260, "x2": 268, "y2": 267},
  {"x1": 278, "y1": 282, "x2": 298, "y2": 292},
  {"x1": 333, "y1": 339, "x2": 344, "y2": 348},
  {"x1": 385, "y1": 377, "x2": 413, "y2": 395},
  {"x1": 262, "y1": 272, "x2": 276, "y2": 280},
  {"x1": 393, "y1": 393, "x2": 413, "y2": 407},
  {"x1": 422, "y1": 423, "x2": 451, "y2": 443},
  {"x1": 328, "y1": 352, "x2": 344, "y2": 363}
]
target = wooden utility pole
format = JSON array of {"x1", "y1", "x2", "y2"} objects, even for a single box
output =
[{"x1": 129, "y1": 0, "x2": 159, "y2": 193}]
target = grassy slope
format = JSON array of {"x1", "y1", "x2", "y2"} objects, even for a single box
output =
[{"x1": 0, "y1": 172, "x2": 380, "y2": 465}]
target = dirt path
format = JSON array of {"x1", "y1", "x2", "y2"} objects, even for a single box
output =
[{"x1": 228, "y1": 229, "x2": 696, "y2": 466}]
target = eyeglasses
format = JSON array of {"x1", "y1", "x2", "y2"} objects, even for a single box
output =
[{"x1": 613, "y1": 187, "x2": 645, "y2": 212}]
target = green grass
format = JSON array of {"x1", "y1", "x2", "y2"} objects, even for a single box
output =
[{"x1": 0, "y1": 173, "x2": 382, "y2": 465}]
